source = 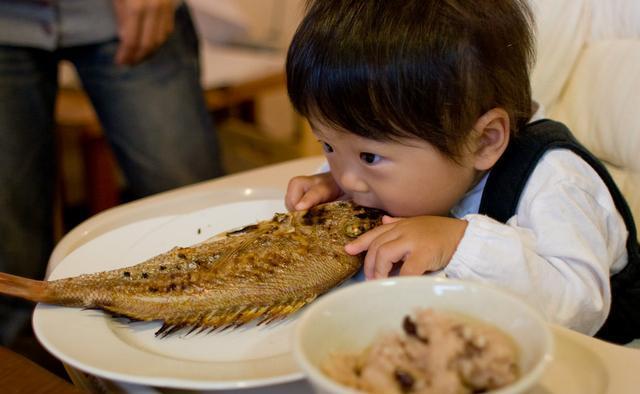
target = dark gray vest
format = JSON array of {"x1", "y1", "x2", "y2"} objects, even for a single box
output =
[{"x1": 479, "y1": 119, "x2": 640, "y2": 344}]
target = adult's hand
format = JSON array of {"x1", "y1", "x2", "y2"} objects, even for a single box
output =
[{"x1": 113, "y1": 0, "x2": 176, "y2": 65}]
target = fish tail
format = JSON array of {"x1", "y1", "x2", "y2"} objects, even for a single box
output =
[{"x1": 0, "y1": 272, "x2": 50, "y2": 303}]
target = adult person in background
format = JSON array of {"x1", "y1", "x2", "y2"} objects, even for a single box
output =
[{"x1": 0, "y1": 0, "x2": 224, "y2": 346}]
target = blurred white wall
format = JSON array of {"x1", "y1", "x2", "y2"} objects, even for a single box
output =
[{"x1": 189, "y1": 0, "x2": 306, "y2": 142}]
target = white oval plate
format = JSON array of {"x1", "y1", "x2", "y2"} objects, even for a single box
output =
[{"x1": 33, "y1": 197, "x2": 310, "y2": 390}]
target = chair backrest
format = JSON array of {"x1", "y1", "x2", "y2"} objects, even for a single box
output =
[{"x1": 530, "y1": 0, "x2": 640, "y2": 231}]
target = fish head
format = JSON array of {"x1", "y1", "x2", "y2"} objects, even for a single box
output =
[{"x1": 295, "y1": 200, "x2": 385, "y2": 239}]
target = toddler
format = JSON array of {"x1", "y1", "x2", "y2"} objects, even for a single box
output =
[{"x1": 284, "y1": 0, "x2": 639, "y2": 344}]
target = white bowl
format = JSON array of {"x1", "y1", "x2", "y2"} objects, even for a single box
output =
[{"x1": 293, "y1": 276, "x2": 553, "y2": 394}]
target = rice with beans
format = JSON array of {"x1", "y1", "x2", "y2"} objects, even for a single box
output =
[{"x1": 322, "y1": 308, "x2": 519, "y2": 394}]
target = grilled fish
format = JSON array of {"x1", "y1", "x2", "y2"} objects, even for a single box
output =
[{"x1": 0, "y1": 200, "x2": 383, "y2": 336}]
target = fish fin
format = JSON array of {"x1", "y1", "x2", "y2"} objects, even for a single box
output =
[
  {"x1": 218, "y1": 324, "x2": 234, "y2": 333},
  {"x1": 205, "y1": 326, "x2": 219, "y2": 334},
  {"x1": 153, "y1": 322, "x2": 188, "y2": 338},
  {"x1": 192, "y1": 325, "x2": 213, "y2": 335},
  {"x1": 163, "y1": 324, "x2": 185, "y2": 337},
  {"x1": 155, "y1": 323, "x2": 174, "y2": 337},
  {"x1": 183, "y1": 315, "x2": 208, "y2": 336},
  {"x1": 153, "y1": 298, "x2": 315, "y2": 338},
  {"x1": 257, "y1": 298, "x2": 313, "y2": 325},
  {"x1": 200, "y1": 306, "x2": 246, "y2": 331},
  {"x1": 0, "y1": 272, "x2": 49, "y2": 302},
  {"x1": 185, "y1": 325, "x2": 201, "y2": 336},
  {"x1": 100, "y1": 309, "x2": 142, "y2": 323}
]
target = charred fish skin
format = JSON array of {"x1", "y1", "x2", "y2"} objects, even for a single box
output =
[{"x1": 0, "y1": 201, "x2": 384, "y2": 336}]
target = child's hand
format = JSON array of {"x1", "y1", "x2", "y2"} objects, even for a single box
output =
[
  {"x1": 285, "y1": 172, "x2": 343, "y2": 211},
  {"x1": 345, "y1": 215, "x2": 468, "y2": 279}
]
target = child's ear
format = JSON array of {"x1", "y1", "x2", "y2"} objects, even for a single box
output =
[{"x1": 471, "y1": 108, "x2": 510, "y2": 171}]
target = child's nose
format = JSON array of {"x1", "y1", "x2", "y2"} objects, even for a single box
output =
[{"x1": 339, "y1": 171, "x2": 368, "y2": 193}]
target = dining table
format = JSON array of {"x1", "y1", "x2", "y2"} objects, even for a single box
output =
[
  {"x1": 0, "y1": 345, "x2": 82, "y2": 393},
  {"x1": 38, "y1": 156, "x2": 640, "y2": 394}
]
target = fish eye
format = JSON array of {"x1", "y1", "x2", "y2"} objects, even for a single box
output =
[
  {"x1": 359, "y1": 152, "x2": 381, "y2": 164},
  {"x1": 321, "y1": 141, "x2": 334, "y2": 153},
  {"x1": 344, "y1": 223, "x2": 365, "y2": 238}
]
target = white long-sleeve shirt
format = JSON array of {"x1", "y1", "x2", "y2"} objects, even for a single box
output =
[{"x1": 445, "y1": 148, "x2": 629, "y2": 335}]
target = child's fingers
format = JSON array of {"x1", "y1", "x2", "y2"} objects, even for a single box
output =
[
  {"x1": 344, "y1": 223, "x2": 393, "y2": 255},
  {"x1": 345, "y1": 217, "x2": 404, "y2": 257},
  {"x1": 285, "y1": 188, "x2": 304, "y2": 212},
  {"x1": 382, "y1": 215, "x2": 402, "y2": 224},
  {"x1": 365, "y1": 237, "x2": 407, "y2": 280},
  {"x1": 398, "y1": 252, "x2": 430, "y2": 276},
  {"x1": 286, "y1": 174, "x2": 341, "y2": 211},
  {"x1": 369, "y1": 258, "x2": 394, "y2": 280},
  {"x1": 294, "y1": 186, "x2": 330, "y2": 211},
  {"x1": 356, "y1": 226, "x2": 398, "y2": 279},
  {"x1": 285, "y1": 177, "x2": 312, "y2": 211}
]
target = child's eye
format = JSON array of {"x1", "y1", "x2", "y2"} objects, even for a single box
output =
[
  {"x1": 359, "y1": 152, "x2": 381, "y2": 164},
  {"x1": 322, "y1": 142, "x2": 334, "y2": 153}
]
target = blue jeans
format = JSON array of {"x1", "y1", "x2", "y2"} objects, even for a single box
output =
[{"x1": 0, "y1": 5, "x2": 222, "y2": 345}]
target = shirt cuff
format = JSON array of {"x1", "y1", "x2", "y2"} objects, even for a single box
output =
[{"x1": 444, "y1": 214, "x2": 526, "y2": 282}]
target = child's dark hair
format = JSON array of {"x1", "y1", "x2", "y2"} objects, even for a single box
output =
[{"x1": 286, "y1": 0, "x2": 535, "y2": 158}]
